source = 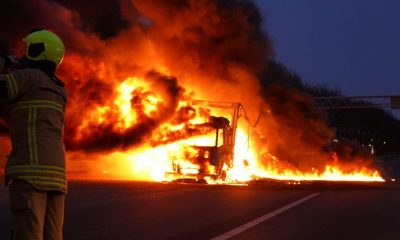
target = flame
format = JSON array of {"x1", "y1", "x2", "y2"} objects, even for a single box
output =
[{"x1": 68, "y1": 77, "x2": 385, "y2": 183}]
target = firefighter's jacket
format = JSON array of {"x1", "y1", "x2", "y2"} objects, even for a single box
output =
[{"x1": 0, "y1": 68, "x2": 67, "y2": 193}]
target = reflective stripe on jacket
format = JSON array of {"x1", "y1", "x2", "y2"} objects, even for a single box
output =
[{"x1": 0, "y1": 68, "x2": 67, "y2": 193}]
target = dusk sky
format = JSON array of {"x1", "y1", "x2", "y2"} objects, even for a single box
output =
[{"x1": 254, "y1": 0, "x2": 400, "y2": 97}]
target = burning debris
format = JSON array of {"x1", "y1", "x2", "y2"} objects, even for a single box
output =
[{"x1": 0, "y1": 0, "x2": 384, "y2": 182}]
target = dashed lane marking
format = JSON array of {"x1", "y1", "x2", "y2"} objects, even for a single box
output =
[{"x1": 210, "y1": 192, "x2": 320, "y2": 240}]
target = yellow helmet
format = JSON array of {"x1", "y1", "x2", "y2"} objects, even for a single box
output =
[{"x1": 24, "y1": 29, "x2": 65, "y2": 67}]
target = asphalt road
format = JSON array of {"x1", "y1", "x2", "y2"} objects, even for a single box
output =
[{"x1": 0, "y1": 180, "x2": 399, "y2": 240}]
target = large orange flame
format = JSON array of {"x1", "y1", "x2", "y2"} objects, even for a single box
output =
[{"x1": 67, "y1": 77, "x2": 384, "y2": 183}]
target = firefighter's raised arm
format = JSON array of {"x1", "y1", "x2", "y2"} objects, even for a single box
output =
[
  {"x1": 0, "y1": 56, "x2": 9, "y2": 101},
  {"x1": 0, "y1": 55, "x2": 22, "y2": 101},
  {"x1": 0, "y1": 56, "x2": 5, "y2": 72}
]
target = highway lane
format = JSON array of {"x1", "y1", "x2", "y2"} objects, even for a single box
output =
[
  {"x1": 229, "y1": 189, "x2": 400, "y2": 240},
  {"x1": 0, "y1": 180, "x2": 399, "y2": 240}
]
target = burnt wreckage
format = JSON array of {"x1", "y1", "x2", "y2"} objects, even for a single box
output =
[{"x1": 166, "y1": 100, "x2": 252, "y2": 182}]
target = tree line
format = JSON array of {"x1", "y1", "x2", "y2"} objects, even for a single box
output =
[{"x1": 261, "y1": 61, "x2": 400, "y2": 156}]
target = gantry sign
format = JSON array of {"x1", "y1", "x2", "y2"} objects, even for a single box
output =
[{"x1": 314, "y1": 95, "x2": 400, "y2": 109}]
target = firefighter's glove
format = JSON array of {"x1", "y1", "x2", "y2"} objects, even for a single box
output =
[
  {"x1": 0, "y1": 55, "x2": 21, "y2": 73},
  {"x1": 0, "y1": 56, "x2": 5, "y2": 73}
]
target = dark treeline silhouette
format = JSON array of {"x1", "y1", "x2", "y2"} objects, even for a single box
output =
[{"x1": 262, "y1": 61, "x2": 400, "y2": 156}]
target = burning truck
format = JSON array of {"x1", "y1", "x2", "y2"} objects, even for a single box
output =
[{"x1": 165, "y1": 100, "x2": 246, "y2": 182}]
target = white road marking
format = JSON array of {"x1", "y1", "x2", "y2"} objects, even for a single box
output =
[{"x1": 210, "y1": 192, "x2": 320, "y2": 240}]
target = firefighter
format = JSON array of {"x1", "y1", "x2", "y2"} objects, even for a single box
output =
[{"x1": 0, "y1": 29, "x2": 67, "y2": 240}]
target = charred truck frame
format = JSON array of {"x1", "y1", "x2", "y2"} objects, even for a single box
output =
[{"x1": 166, "y1": 100, "x2": 251, "y2": 182}]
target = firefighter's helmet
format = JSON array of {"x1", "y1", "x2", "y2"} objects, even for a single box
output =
[{"x1": 24, "y1": 29, "x2": 65, "y2": 67}]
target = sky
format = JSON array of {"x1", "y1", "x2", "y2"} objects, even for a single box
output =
[{"x1": 254, "y1": 0, "x2": 400, "y2": 97}]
